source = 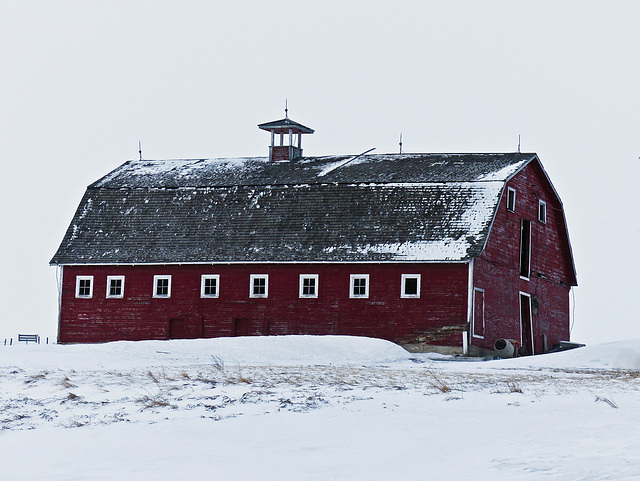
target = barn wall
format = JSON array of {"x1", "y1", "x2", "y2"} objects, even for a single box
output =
[
  {"x1": 472, "y1": 161, "x2": 572, "y2": 354},
  {"x1": 59, "y1": 263, "x2": 470, "y2": 345}
]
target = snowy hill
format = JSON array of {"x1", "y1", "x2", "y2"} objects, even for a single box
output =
[{"x1": 1, "y1": 336, "x2": 639, "y2": 480}]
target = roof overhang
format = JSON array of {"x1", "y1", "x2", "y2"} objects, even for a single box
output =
[{"x1": 258, "y1": 118, "x2": 315, "y2": 134}]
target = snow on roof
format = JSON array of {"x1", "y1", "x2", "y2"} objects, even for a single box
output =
[
  {"x1": 52, "y1": 153, "x2": 535, "y2": 265},
  {"x1": 91, "y1": 153, "x2": 534, "y2": 188}
]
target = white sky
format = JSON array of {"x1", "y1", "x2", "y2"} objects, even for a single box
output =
[{"x1": 1, "y1": 1, "x2": 639, "y2": 344}]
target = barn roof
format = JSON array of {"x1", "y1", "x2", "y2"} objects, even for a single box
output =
[{"x1": 51, "y1": 153, "x2": 536, "y2": 265}]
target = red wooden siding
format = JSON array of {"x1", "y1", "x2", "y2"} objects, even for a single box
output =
[
  {"x1": 58, "y1": 263, "x2": 470, "y2": 345},
  {"x1": 471, "y1": 161, "x2": 572, "y2": 354}
]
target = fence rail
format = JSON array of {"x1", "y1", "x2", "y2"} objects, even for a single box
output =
[{"x1": 3, "y1": 336, "x2": 50, "y2": 346}]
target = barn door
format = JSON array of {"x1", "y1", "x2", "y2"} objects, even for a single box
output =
[
  {"x1": 168, "y1": 318, "x2": 186, "y2": 339},
  {"x1": 519, "y1": 293, "x2": 534, "y2": 356},
  {"x1": 234, "y1": 318, "x2": 250, "y2": 337},
  {"x1": 472, "y1": 288, "x2": 485, "y2": 338}
]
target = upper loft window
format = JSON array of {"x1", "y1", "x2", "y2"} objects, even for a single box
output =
[
  {"x1": 299, "y1": 274, "x2": 319, "y2": 298},
  {"x1": 350, "y1": 274, "x2": 370, "y2": 298},
  {"x1": 507, "y1": 187, "x2": 516, "y2": 212},
  {"x1": 250, "y1": 274, "x2": 269, "y2": 298},
  {"x1": 401, "y1": 274, "x2": 421, "y2": 298},
  {"x1": 520, "y1": 220, "x2": 531, "y2": 279},
  {"x1": 153, "y1": 275, "x2": 172, "y2": 298},
  {"x1": 201, "y1": 275, "x2": 220, "y2": 298},
  {"x1": 538, "y1": 200, "x2": 547, "y2": 223},
  {"x1": 106, "y1": 276, "x2": 125, "y2": 298},
  {"x1": 75, "y1": 276, "x2": 93, "y2": 298}
]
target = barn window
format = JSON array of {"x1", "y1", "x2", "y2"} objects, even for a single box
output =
[
  {"x1": 507, "y1": 187, "x2": 516, "y2": 212},
  {"x1": 299, "y1": 274, "x2": 319, "y2": 298},
  {"x1": 520, "y1": 220, "x2": 531, "y2": 279},
  {"x1": 472, "y1": 288, "x2": 485, "y2": 338},
  {"x1": 153, "y1": 275, "x2": 172, "y2": 298},
  {"x1": 350, "y1": 274, "x2": 369, "y2": 298},
  {"x1": 250, "y1": 274, "x2": 269, "y2": 298},
  {"x1": 401, "y1": 274, "x2": 421, "y2": 298},
  {"x1": 75, "y1": 276, "x2": 93, "y2": 298},
  {"x1": 538, "y1": 200, "x2": 547, "y2": 223},
  {"x1": 201, "y1": 275, "x2": 220, "y2": 298},
  {"x1": 106, "y1": 276, "x2": 125, "y2": 298}
]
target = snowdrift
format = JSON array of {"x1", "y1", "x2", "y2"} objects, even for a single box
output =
[
  {"x1": 0, "y1": 335, "x2": 413, "y2": 370},
  {"x1": 1, "y1": 335, "x2": 639, "y2": 370},
  {"x1": 495, "y1": 338, "x2": 640, "y2": 370}
]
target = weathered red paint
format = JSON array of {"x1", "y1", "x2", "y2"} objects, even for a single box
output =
[
  {"x1": 57, "y1": 160, "x2": 575, "y2": 353},
  {"x1": 471, "y1": 161, "x2": 573, "y2": 354},
  {"x1": 271, "y1": 145, "x2": 302, "y2": 161},
  {"x1": 58, "y1": 263, "x2": 469, "y2": 344}
]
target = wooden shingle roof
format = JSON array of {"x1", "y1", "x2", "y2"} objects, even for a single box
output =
[{"x1": 51, "y1": 153, "x2": 536, "y2": 265}]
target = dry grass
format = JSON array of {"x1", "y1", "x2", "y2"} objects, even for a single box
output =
[
  {"x1": 423, "y1": 366, "x2": 452, "y2": 393},
  {"x1": 24, "y1": 372, "x2": 48, "y2": 384},
  {"x1": 136, "y1": 392, "x2": 172, "y2": 409},
  {"x1": 64, "y1": 392, "x2": 81, "y2": 402},
  {"x1": 61, "y1": 377, "x2": 76, "y2": 389},
  {"x1": 506, "y1": 380, "x2": 524, "y2": 394}
]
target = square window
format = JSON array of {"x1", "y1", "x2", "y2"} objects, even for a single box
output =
[
  {"x1": 75, "y1": 276, "x2": 93, "y2": 298},
  {"x1": 350, "y1": 274, "x2": 369, "y2": 298},
  {"x1": 153, "y1": 275, "x2": 172, "y2": 298},
  {"x1": 250, "y1": 274, "x2": 269, "y2": 298},
  {"x1": 401, "y1": 274, "x2": 421, "y2": 298},
  {"x1": 201, "y1": 275, "x2": 220, "y2": 298},
  {"x1": 507, "y1": 187, "x2": 516, "y2": 212},
  {"x1": 538, "y1": 200, "x2": 547, "y2": 223},
  {"x1": 106, "y1": 276, "x2": 125, "y2": 298},
  {"x1": 299, "y1": 274, "x2": 319, "y2": 298}
]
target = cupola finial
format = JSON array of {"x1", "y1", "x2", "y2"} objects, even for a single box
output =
[{"x1": 285, "y1": 99, "x2": 289, "y2": 119}]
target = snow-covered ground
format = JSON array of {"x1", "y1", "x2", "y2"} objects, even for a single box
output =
[{"x1": 1, "y1": 336, "x2": 639, "y2": 480}]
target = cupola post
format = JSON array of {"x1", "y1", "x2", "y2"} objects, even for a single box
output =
[{"x1": 258, "y1": 111, "x2": 314, "y2": 161}]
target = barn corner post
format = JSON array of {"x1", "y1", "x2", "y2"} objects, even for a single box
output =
[{"x1": 55, "y1": 265, "x2": 63, "y2": 344}]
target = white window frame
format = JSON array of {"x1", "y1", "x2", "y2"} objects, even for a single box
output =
[
  {"x1": 250, "y1": 274, "x2": 269, "y2": 298},
  {"x1": 153, "y1": 275, "x2": 172, "y2": 298},
  {"x1": 75, "y1": 276, "x2": 94, "y2": 298},
  {"x1": 538, "y1": 199, "x2": 547, "y2": 224},
  {"x1": 401, "y1": 274, "x2": 421, "y2": 298},
  {"x1": 519, "y1": 291, "x2": 535, "y2": 355},
  {"x1": 201, "y1": 274, "x2": 220, "y2": 298},
  {"x1": 106, "y1": 275, "x2": 125, "y2": 299},
  {"x1": 349, "y1": 274, "x2": 370, "y2": 299},
  {"x1": 299, "y1": 274, "x2": 319, "y2": 298},
  {"x1": 507, "y1": 187, "x2": 516, "y2": 212},
  {"x1": 472, "y1": 287, "x2": 485, "y2": 339}
]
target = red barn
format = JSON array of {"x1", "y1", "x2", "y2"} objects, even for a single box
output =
[{"x1": 51, "y1": 115, "x2": 577, "y2": 356}]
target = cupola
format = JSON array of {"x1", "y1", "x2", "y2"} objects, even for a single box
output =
[{"x1": 258, "y1": 106, "x2": 314, "y2": 161}]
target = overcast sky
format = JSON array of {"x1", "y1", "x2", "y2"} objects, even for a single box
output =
[{"x1": 1, "y1": 1, "x2": 639, "y2": 344}]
